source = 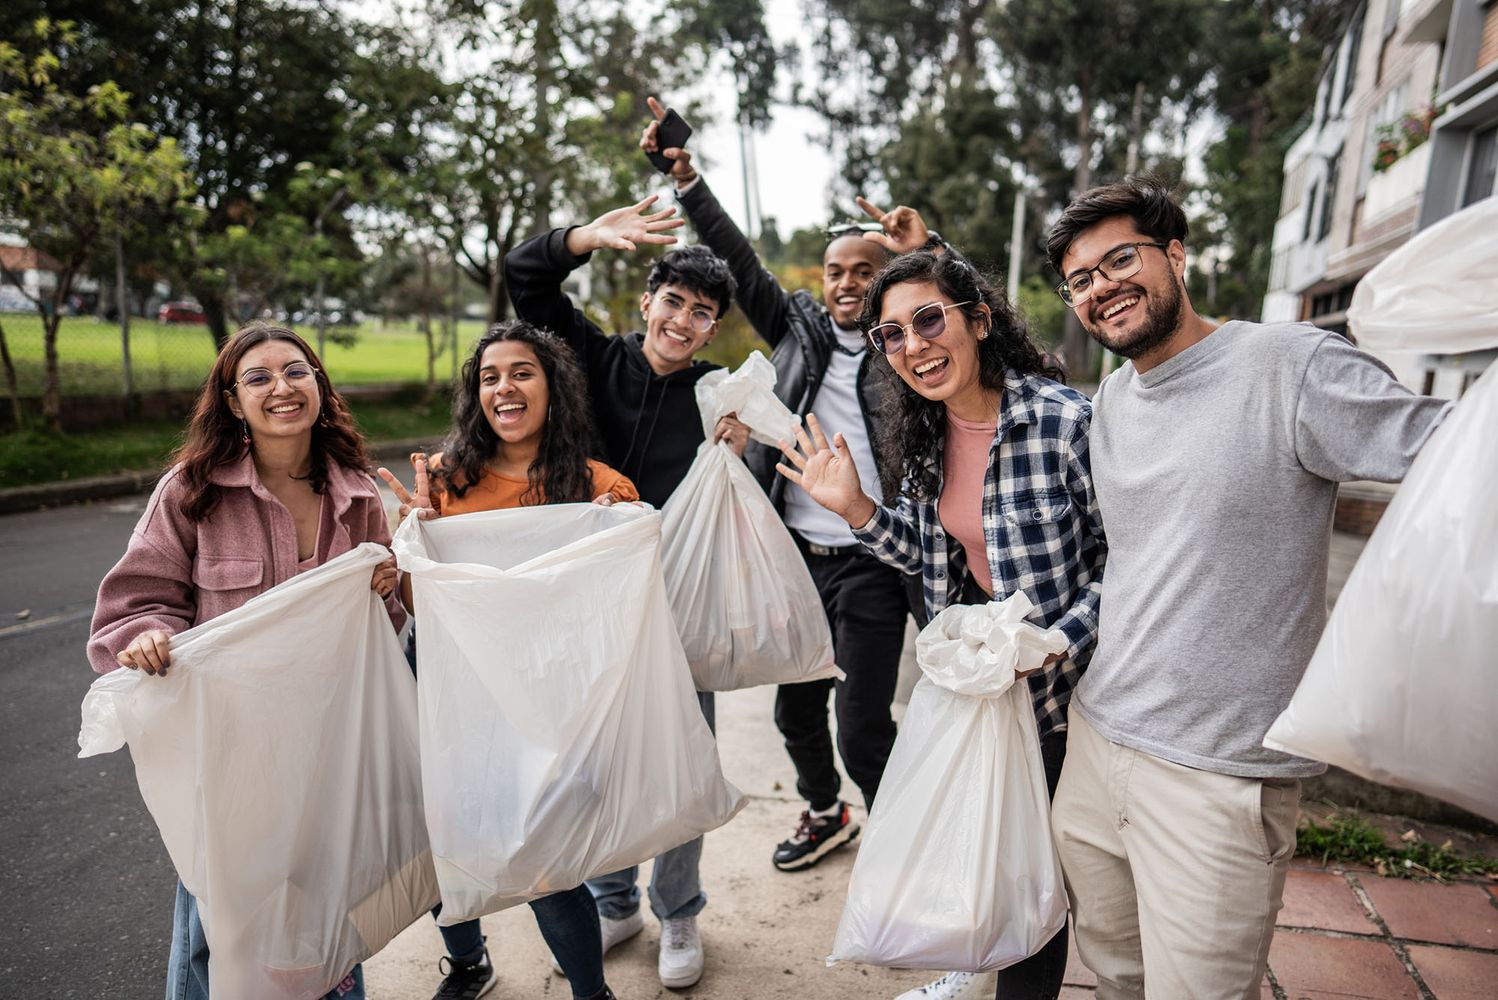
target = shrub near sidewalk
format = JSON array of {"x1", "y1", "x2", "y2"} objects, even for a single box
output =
[
  {"x1": 1298, "y1": 809, "x2": 1498, "y2": 881},
  {"x1": 0, "y1": 395, "x2": 452, "y2": 489}
]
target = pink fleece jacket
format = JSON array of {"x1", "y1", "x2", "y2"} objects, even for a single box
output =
[{"x1": 87, "y1": 453, "x2": 405, "y2": 674}]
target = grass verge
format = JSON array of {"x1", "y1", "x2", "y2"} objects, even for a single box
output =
[
  {"x1": 1297, "y1": 811, "x2": 1498, "y2": 881},
  {"x1": 0, "y1": 395, "x2": 452, "y2": 489}
]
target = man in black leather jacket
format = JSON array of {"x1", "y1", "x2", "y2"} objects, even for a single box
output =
[{"x1": 642, "y1": 98, "x2": 912, "y2": 873}]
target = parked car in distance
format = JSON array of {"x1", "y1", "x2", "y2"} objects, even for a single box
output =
[{"x1": 158, "y1": 301, "x2": 207, "y2": 324}]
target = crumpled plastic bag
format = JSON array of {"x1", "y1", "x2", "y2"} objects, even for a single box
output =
[
  {"x1": 1347, "y1": 196, "x2": 1498, "y2": 353},
  {"x1": 829, "y1": 592, "x2": 1070, "y2": 971},
  {"x1": 392, "y1": 503, "x2": 746, "y2": 922},
  {"x1": 78, "y1": 543, "x2": 438, "y2": 1000},
  {"x1": 658, "y1": 353, "x2": 838, "y2": 691},
  {"x1": 1264, "y1": 360, "x2": 1498, "y2": 823}
]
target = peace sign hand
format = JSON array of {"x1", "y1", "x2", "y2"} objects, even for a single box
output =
[
  {"x1": 775, "y1": 413, "x2": 877, "y2": 529},
  {"x1": 377, "y1": 453, "x2": 437, "y2": 525},
  {"x1": 641, "y1": 95, "x2": 698, "y2": 189},
  {"x1": 855, "y1": 196, "x2": 933, "y2": 255},
  {"x1": 565, "y1": 194, "x2": 686, "y2": 256}
]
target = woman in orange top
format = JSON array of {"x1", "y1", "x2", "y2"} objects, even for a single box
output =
[{"x1": 379, "y1": 319, "x2": 633, "y2": 1000}]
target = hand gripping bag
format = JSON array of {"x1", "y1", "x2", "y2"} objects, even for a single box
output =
[
  {"x1": 829, "y1": 593, "x2": 1069, "y2": 972},
  {"x1": 77, "y1": 543, "x2": 439, "y2": 1000},
  {"x1": 659, "y1": 351, "x2": 838, "y2": 691},
  {"x1": 391, "y1": 503, "x2": 746, "y2": 922},
  {"x1": 1264, "y1": 360, "x2": 1498, "y2": 822}
]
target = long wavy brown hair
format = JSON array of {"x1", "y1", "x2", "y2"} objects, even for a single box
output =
[{"x1": 171, "y1": 323, "x2": 369, "y2": 521}]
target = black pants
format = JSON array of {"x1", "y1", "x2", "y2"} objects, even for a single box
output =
[
  {"x1": 774, "y1": 538, "x2": 908, "y2": 812},
  {"x1": 939, "y1": 574, "x2": 1069, "y2": 1000}
]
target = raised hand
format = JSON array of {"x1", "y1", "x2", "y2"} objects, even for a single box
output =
[
  {"x1": 641, "y1": 95, "x2": 698, "y2": 188},
  {"x1": 856, "y1": 196, "x2": 932, "y2": 255},
  {"x1": 775, "y1": 413, "x2": 877, "y2": 527},
  {"x1": 566, "y1": 194, "x2": 686, "y2": 256},
  {"x1": 377, "y1": 454, "x2": 437, "y2": 524},
  {"x1": 117, "y1": 628, "x2": 173, "y2": 675}
]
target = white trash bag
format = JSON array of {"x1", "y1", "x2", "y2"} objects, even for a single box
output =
[
  {"x1": 1264, "y1": 360, "x2": 1498, "y2": 823},
  {"x1": 829, "y1": 593, "x2": 1069, "y2": 972},
  {"x1": 78, "y1": 543, "x2": 438, "y2": 1000},
  {"x1": 659, "y1": 351, "x2": 838, "y2": 691},
  {"x1": 392, "y1": 503, "x2": 746, "y2": 922}
]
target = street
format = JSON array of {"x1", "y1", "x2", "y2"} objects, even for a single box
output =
[{"x1": 0, "y1": 497, "x2": 177, "y2": 997}]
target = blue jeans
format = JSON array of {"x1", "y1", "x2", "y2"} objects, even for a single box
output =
[
  {"x1": 587, "y1": 691, "x2": 715, "y2": 921},
  {"x1": 166, "y1": 881, "x2": 364, "y2": 999}
]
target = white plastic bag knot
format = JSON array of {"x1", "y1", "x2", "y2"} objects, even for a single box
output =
[
  {"x1": 694, "y1": 350, "x2": 800, "y2": 445},
  {"x1": 915, "y1": 592, "x2": 1068, "y2": 699}
]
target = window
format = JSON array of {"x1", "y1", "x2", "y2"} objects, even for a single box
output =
[
  {"x1": 1340, "y1": 7, "x2": 1367, "y2": 110},
  {"x1": 1463, "y1": 124, "x2": 1498, "y2": 207},
  {"x1": 1318, "y1": 154, "x2": 1342, "y2": 241},
  {"x1": 1304, "y1": 180, "x2": 1321, "y2": 241}
]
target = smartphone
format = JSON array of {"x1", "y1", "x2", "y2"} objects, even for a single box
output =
[{"x1": 646, "y1": 108, "x2": 693, "y2": 174}]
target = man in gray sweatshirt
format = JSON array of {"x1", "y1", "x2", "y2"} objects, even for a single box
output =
[{"x1": 1043, "y1": 177, "x2": 1449, "y2": 999}]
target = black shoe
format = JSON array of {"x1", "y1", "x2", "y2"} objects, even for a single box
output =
[
  {"x1": 772, "y1": 802, "x2": 860, "y2": 871},
  {"x1": 432, "y1": 948, "x2": 498, "y2": 1000}
]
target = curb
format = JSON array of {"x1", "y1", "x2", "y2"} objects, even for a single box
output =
[{"x1": 0, "y1": 437, "x2": 439, "y2": 517}]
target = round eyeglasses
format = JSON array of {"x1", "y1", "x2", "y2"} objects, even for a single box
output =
[
  {"x1": 231, "y1": 362, "x2": 319, "y2": 396},
  {"x1": 654, "y1": 293, "x2": 717, "y2": 335},
  {"x1": 866, "y1": 300, "x2": 975, "y2": 355},
  {"x1": 1055, "y1": 242, "x2": 1169, "y2": 306}
]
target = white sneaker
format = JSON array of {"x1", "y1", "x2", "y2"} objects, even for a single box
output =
[
  {"x1": 552, "y1": 908, "x2": 645, "y2": 976},
  {"x1": 657, "y1": 915, "x2": 705, "y2": 989},
  {"x1": 894, "y1": 970, "x2": 998, "y2": 1000}
]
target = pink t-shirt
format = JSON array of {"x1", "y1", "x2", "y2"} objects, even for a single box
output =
[{"x1": 939, "y1": 411, "x2": 998, "y2": 597}]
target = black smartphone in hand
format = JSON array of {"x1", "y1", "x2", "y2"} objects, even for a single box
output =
[{"x1": 646, "y1": 108, "x2": 693, "y2": 174}]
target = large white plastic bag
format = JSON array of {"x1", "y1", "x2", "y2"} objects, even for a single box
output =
[
  {"x1": 1347, "y1": 197, "x2": 1498, "y2": 353},
  {"x1": 391, "y1": 503, "x2": 746, "y2": 922},
  {"x1": 77, "y1": 543, "x2": 438, "y2": 1000},
  {"x1": 659, "y1": 352, "x2": 837, "y2": 691},
  {"x1": 829, "y1": 593, "x2": 1069, "y2": 972},
  {"x1": 1264, "y1": 360, "x2": 1498, "y2": 822}
]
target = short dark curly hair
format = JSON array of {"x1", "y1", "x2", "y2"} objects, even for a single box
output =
[
  {"x1": 1045, "y1": 175, "x2": 1188, "y2": 275},
  {"x1": 645, "y1": 245, "x2": 737, "y2": 317}
]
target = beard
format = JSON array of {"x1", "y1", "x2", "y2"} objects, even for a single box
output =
[{"x1": 1084, "y1": 278, "x2": 1184, "y2": 360}]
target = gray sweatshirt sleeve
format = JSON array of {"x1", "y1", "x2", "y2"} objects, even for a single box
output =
[{"x1": 1293, "y1": 334, "x2": 1452, "y2": 483}]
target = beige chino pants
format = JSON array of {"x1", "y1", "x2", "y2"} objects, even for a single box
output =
[{"x1": 1052, "y1": 711, "x2": 1301, "y2": 1000}]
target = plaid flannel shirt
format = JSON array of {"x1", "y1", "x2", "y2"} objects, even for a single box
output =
[{"x1": 853, "y1": 372, "x2": 1107, "y2": 738}]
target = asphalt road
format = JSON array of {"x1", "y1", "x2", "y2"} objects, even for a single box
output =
[{"x1": 1, "y1": 496, "x2": 176, "y2": 998}]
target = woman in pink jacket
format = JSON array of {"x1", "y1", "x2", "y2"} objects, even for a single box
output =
[{"x1": 88, "y1": 322, "x2": 403, "y2": 1000}]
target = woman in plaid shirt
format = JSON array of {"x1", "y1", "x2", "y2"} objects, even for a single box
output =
[{"x1": 777, "y1": 247, "x2": 1106, "y2": 1000}]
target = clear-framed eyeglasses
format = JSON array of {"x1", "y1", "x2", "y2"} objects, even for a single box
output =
[
  {"x1": 654, "y1": 292, "x2": 717, "y2": 334},
  {"x1": 866, "y1": 300, "x2": 975, "y2": 355},
  {"x1": 231, "y1": 362, "x2": 320, "y2": 396}
]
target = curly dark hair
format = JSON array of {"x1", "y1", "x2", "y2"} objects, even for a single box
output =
[
  {"x1": 436, "y1": 320, "x2": 598, "y2": 505},
  {"x1": 172, "y1": 323, "x2": 368, "y2": 521},
  {"x1": 645, "y1": 245, "x2": 738, "y2": 316},
  {"x1": 860, "y1": 250, "x2": 1064, "y2": 503},
  {"x1": 1044, "y1": 174, "x2": 1188, "y2": 275}
]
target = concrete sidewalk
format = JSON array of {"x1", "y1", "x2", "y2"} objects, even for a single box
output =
[{"x1": 358, "y1": 683, "x2": 1498, "y2": 1000}]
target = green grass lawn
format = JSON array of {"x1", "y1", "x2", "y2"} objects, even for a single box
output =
[
  {"x1": 1, "y1": 314, "x2": 488, "y2": 395},
  {"x1": 0, "y1": 395, "x2": 454, "y2": 489}
]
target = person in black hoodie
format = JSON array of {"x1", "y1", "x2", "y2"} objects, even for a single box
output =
[
  {"x1": 639, "y1": 96, "x2": 914, "y2": 877},
  {"x1": 504, "y1": 195, "x2": 743, "y2": 992}
]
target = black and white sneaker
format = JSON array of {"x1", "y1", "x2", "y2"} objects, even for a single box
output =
[
  {"x1": 772, "y1": 802, "x2": 860, "y2": 871},
  {"x1": 431, "y1": 948, "x2": 498, "y2": 1000}
]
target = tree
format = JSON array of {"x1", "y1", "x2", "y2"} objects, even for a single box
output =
[{"x1": 0, "y1": 18, "x2": 189, "y2": 429}]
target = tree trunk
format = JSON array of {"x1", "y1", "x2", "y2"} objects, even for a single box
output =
[
  {"x1": 0, "y1": 317, "x2": 22, "y2": 429},
  {"x1": 1063, "y1": 74, "x2": 1097, "y2": 381},
  {"x1": 116, "y1": 225, "x2": 135, "y2": 406},
  {"x1": 422, "y1": 251, "x2": 436, "y2": 403},
  {"x1": 449, "y1": 252, "x2": 461, "y2": 385},
  {"x1": 41, "y1": 307, "x2": 63, "y2": 432},
  {"x1": 195, "y1": 285, "x2": 231, "y2": 348}
]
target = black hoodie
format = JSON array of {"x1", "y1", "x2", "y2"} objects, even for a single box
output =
[{"x1": 505, "y1": 227, "x2": 721, "y2": 508}]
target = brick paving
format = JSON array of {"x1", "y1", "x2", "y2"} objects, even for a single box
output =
[{"x1": 1057, "y1": 859, "x2": 1498, "y2": 999}]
